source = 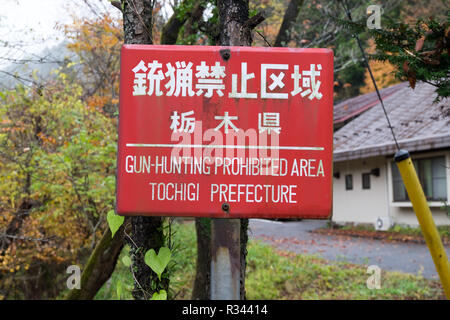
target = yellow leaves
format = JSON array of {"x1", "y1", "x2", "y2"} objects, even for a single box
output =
[
  {"x1": 0, "y1": 247, "x2": 18, "y2": 274},
  {"x1": 66, "y1": 61, "x2": 78, "y2": 69},
  {"x1": 63, "y1": 13, "x2": 122, "y2": 102},
  {"x1": 100, "y1": 33, "x2": 119, "y2": 49},
  {"x1": 359, "y1": 60, "x2": 400, "y2": 94},
  {"x1": 64, "y1": 13, "x2": 123, "y2": 54}
]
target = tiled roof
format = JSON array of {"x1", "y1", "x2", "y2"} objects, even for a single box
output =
[
  {"x1": 333, "y1": 82, "x2": 450, "y2": 162},
  {"x1": 334, "y1": 82, "x2": 408, "y2": 124}
]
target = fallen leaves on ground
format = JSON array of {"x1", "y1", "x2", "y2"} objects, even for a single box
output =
[{"x1": 311, "y1": 228, "x2": 450, "y2": 245}]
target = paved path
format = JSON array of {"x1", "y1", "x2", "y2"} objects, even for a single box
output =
[{"x1": 249, "y1": 219, "x2": 450, "y2": 279}]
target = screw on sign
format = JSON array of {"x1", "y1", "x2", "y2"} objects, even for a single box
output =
[{"x1": 117, "y1": 45, "x2": 333, "y2": 219}]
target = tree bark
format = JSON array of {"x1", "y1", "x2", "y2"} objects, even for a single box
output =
[
  {"x1": 122, "y1": 0, "x2": 154, "y2": 45},
  {"x1": 218, "y1": 0, "x2": 252, "y2": 46},
  {"x1": 64, "y1": 223, "x2": 125, "y2": 300},
  {"x1": 182, "y1": 1, "x2": 207, "y2": 43},
  {"x1": 160, "y1": 6, "x2": 187, "y2": 45},
  {"x1": 160, "y1": 0, "x2": 206, "y2": 45},
  {"x1": 274, "y1": 0, "x2": 304, "y2": 47},
  {"x1": 129, "y1": 216, "x2": 166, "y2": 299},
  {"x1": 191, "y1": 218, "x2": 211, "y2": 300}
]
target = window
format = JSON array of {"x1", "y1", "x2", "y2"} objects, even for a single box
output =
[
  {"x1": 345, "y1": 174, "x2": 353, "y2": 190},
  {"x1": 392, "y1": 156, "x2": 447, "y2": 202},
  {"x1": 362, "y1": 173, "x2": 371, "y2": 189}
]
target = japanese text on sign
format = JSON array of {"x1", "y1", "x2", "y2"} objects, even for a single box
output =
[
  {"x1": 117, "y1": 45, "x2": 333, "y2": 218},
  {"x1": 132, "y1": 60, "x2": 323, "y2": 100}
]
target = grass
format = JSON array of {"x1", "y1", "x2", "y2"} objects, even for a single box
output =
[
  {"x1": 389, "y1": 224, "x2": 450, "y2": 238},
  {"x1": 337, "y1": 222, "x2": 450, "y2": 237},
  {"x1": 245, "y1": 243, "x2": 443, "y2": 299},
  {"x1": 95, "y1": 220, "x2": 445, "y2": 300},
  {"x1": 332, "y1": 223, "x2": 450, "y2": 242}
]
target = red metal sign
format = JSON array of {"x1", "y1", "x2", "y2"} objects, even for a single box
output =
[{"x1": 117, "y1": 45, "x2": 333, "y2": 218}]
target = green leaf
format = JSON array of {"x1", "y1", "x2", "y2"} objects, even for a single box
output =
[
  {"x1": 122, "y1": 255, "x2": 131, "y2": 267},
  {"x1": 144, "y1": 247, "x2": 171, "y2": 281},
  {"x1": 116, "y1": 281, "x2": 123, "y2": 300},
  {"x1": 107, "y1": 210, "x2": 124, "y2": 238},
  {"x1": 150, "y1": 289, "x2": 167, "y2": 300}
]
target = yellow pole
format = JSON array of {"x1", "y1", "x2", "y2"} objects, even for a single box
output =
[{"x1": 394, "y1": 150, "x2": 450, "y2": 299}]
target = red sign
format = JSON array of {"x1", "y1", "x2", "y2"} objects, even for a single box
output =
[{"x1": 117, "y1": 45, "x2": 333, "y2": 218}]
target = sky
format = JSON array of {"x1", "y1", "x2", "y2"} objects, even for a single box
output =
[
  {"x1": 0, "y1": 0, "x2": 117, "y2": 69},
  {"x1": 0, "y1": 0, "x2": 176, "y2": 71}
]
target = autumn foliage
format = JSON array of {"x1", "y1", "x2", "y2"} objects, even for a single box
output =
[{"x1": 0, "y1": 13, "x2": 121, "y2": 299}]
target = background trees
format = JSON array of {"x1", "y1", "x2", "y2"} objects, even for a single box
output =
[{"x1": 0, "y1": 71, "x2": 117, "y2": 299}]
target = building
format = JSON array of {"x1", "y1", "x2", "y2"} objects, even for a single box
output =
[
  {"x1": 334, "y1": 82, "x2": 408, "y2": 130},
  {"x1": 332, "y1": 82, "x2": 450, "y2": 228}
]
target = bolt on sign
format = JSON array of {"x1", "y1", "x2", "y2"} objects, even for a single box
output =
[{"x1": 117, "y1": 45, "x2": 333, "y2": 219}]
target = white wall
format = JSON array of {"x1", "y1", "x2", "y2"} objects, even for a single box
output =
[
  {"x1": 332, "y1": 149, "x2": 450, "y2": 227},
  {"x1": 333, "y1": 156, "x2": 389, "y2": 226}
]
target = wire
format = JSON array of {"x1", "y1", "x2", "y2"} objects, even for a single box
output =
[{"x1": 339, "y1": 0, "x2": 400, "y2": 151}]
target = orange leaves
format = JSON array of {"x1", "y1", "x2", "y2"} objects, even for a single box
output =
[
  {"x1": 0, "y1": 119, "x2": 12, "y2": 133},
  {"x1": 37, "y1": 132, "x2": 57, "y2": 146},
  {"x1": 85, "y1": 95, "x2": 119, "y2": 114},
  {"x1": 1, "y1": 7, "x2": 125, "y2": 299},
  {"x1": 360, "y1": 60, "x2": 400, "y2": 94},
  {"x1": 64, "y1": 13, "x2": 123, "y2": 54},
  {"x1": 63, "y1": 13, "x2": 122, "y2": 110}
]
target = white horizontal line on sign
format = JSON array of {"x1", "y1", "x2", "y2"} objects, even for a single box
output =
[{"x1": 125, "y1": 143, "x2": 324, "y2": 151}]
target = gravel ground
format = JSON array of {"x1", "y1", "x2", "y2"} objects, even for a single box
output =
[{"x1": 248, "y1": 218, "x2": 450, "y2": 279}]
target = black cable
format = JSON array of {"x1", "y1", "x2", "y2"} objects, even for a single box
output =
[{"x1": 339, "y1": 0, "x2": 400, "y2": 151}]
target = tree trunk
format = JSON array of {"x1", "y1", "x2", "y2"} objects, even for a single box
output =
[
  {"x1": 181, "y1": 1, "x2": 207, "y2": 44},
  {"x1": 121, "y1": 0, "x2": 167, "y2": 300},
  {"x1": 191, "y1": 218, "x2": 211, "y2": 299},
  {"x1": 274, "y1": 0, "x2": 304, "y2": 47},
  {"x1": 129, "y1": 216, "x2": 166, "y2": 300},
  {"x1": 160, "y1": 4, "x2": 187, "y2": 45},
  {"x1": 160, "y1": 0, "x2": 206, "y2": 45},
  {"x1": 122, "y1": 0, "x2": 154, "y2": 45},
  {"x1": 218, "y1": 0, "x2": 252, "y2": 46}
]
